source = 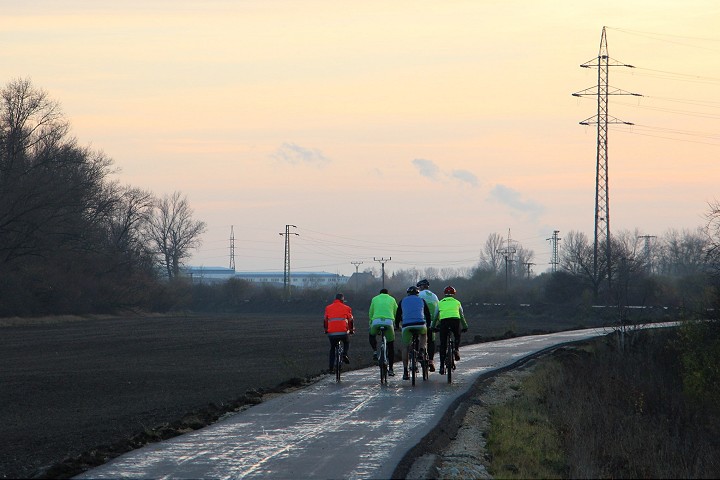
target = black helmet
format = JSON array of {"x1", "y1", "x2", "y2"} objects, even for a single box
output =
[
  {"x1": 406, "y1": 285, "x2": 420, "y2": 295},
  {"x1": 416, "y1": 279, "x2": 430, "y2": 288}
]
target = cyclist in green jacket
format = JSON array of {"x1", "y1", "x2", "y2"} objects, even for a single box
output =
[
  {"x1": 369, "y1": 288, "x2": 398, "y2": 376},
  {"x1": 432, "y1": 285, "x2": 468, "y2": 375}
]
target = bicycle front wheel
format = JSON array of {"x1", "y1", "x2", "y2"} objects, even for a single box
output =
[
  {"x1": 446, "y1": 338, "x2": 453, "y2": 384},
  {"x1": 421, "y1": 348, "x2": 429, "y2": 380}
]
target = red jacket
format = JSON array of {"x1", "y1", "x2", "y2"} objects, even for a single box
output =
[{"x1": 324, "y1": 299, "x2": 354, "y2": 334}]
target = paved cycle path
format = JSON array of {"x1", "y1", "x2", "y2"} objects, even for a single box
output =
[{"x1": 76, "y1": 326, "x2": 650, "y2": 479}]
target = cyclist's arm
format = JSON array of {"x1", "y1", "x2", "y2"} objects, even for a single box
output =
[
  {"x1": 459, "y1": 305, "x2": 468, "y2": 329},
  {"x1": 394, "y1": 303, "x2": 403, "y2": 329},
  {"x1": 422, "y1": 301, "x2": 432, "y2": 326}
]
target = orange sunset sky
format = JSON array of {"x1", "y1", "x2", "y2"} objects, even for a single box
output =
[{"x1": 3, "y1": 1, "x2": 720, "y2": 277}]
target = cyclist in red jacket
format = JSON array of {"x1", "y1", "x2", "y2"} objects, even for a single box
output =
[{"x1": 324, "y1": 293, "x2": 355, "y2": 371}]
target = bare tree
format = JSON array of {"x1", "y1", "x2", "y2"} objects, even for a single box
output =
[
  {"x1": 478, "y1": 232, "x2": 505, "y2": 273},
  {"x1": 0, "y1": 78, "x2": 115, "y2": 264},
  {"x1": 658, "y1": 227, "x2": 708, "y2": 277},
  {"x1": 559, "y1": 230, "x2": 594, "y2": 277},
  {"x1": 146, "y1": 191, "x2": 206, "y2": 279}
]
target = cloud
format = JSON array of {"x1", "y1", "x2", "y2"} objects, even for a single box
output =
[
  {"x1": 411, "y1": 159, "x2": 479, "y2": 187},
  {"x1": 412, "y1": 158, "x2": 441, "y2": 180},
  {"x1": 451, "y1": 169, "x2": 479, "y2": 187},
  {"x1": 489, "y1": 184, "x2": 544, "y2": 216},
  {"x1": 271, "y1": 142, "x2": 330, "y2": 167}
]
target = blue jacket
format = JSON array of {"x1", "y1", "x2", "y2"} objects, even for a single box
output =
[{"x1": 395, "y1": 295, "x2": 431, "y2": 328}]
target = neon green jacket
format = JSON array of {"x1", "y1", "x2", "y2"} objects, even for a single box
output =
[
  {"x1": 368, "y1": 293, "x2": 398, "y2": 323},
  {"x1": 434, "y1": 296, "x2": 468, "y2": 329}
]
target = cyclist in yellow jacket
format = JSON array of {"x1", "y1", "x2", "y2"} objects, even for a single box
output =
[
  {"x1": 369, "y1": 288, "x2": 398, "y2": 377},
  {"x1": 432, "y1": 286, "x2": 468, "y2": 375}
]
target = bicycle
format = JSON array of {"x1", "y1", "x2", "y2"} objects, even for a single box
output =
[
  {"x1": 334, "y1": 338, "x2": 344, "y2": 383},
  {"x1": 376, "y1": 326, "x2": 389, "y2": 385},
  {"x1": 444, "y1": 332, "x2": 456, "y2": 384},
  {"x1": 409, "y1": 330, "x2": 429, "y2": 386}
]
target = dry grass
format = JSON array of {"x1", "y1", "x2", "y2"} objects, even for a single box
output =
[{"x1": 487, "y1": 329, "x2": 720, "y2": 479}]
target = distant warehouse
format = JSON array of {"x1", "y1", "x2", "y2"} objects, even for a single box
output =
[{"x1": 183, "y1": 266, "x2": 349, "y2": 288}]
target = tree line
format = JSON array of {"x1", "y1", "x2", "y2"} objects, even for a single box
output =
[{"x1": 0, "y1": 78, "x2": 205, "y2": 316}]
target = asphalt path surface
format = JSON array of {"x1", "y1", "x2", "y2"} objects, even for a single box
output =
[{"x1": 77, "y1": 326, "x2": 627, "y2": 479}]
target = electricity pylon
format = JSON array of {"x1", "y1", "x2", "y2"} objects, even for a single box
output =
[
  {"x1": 279, "y1": 225, "x2": 298, "y2": 300},
  {"x1": 573, "y1": 26, "x2": 640, "y2": 296},
  {"x1": 229, "y1": 225, "x2": 236, "y2": 271},
  {"x1": 547, "y1": 230, "x2": 561, "y2": 273}
]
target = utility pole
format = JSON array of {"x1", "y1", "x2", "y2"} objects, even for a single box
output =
[
  {"x1": 279, "y1": 225, "x2": 298, "y2": 300},
  {"x1": 496, "y1": 229, "x2": 516, "y2": 293},
  {"x1": 573, "y1": 26, "x2": 640, "y2": 297},
  {"x1": 373, "y1": 257, "x2": 391, "y2": 289},
  {"x1": 351, "y1": 260, "x2": 363, "y2": 293},
  {"x1": 229, "y1": 225, "x2": 236, "y2": 271},
  {"x1": 523, "y1": 262, "x2": 535, "y2": 279},
  {"x1": 547, "y1": 230, "x2": 561, "y2": 273},
  {"x1": 638, "y1": 235, "x2": 656, "y2": 274}
]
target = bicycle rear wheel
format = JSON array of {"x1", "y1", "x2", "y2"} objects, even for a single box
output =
[
  {"x1": 410, "y1": 343, "x2": 417, "y2": 386},
  {"x1": 446, "y1": 337, "x2": 453, "y2": 384},
  {"x1": 335, "y1": 341, "x2": 343, "y2": 383},
  {"x1": 379, "y1": 336, "x2": 387, "y2": 385}
]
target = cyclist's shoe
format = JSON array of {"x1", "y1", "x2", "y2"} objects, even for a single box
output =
[
  {"x1": 428, "y1": 361, "x2": 436, "y2": 372},
  {"x1": 373, "y1": 351, "x2": 378, "y2": 361},
  {"x1": 439, "y1": 365, "x2": 445, "y2": 375},
  {"x1": 343, "y1": 354, "x2": 350, "y2": 364},
  {"x1": 402, "y1": 371, "x2": 410, "y2": 380},
  {"x1": 454, "y1": 350, "x2": 460, "y2": 361},
  {"x1": 388, "y1": 368, "x2": 395, "y2": 377}
]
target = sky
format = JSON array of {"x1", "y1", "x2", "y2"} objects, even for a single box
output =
[{"x1": 3, "y1": 1, "x2": 720, "y2": 278}]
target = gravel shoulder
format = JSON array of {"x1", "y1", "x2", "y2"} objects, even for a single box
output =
[{"x1": 394, "y1": 357, "x2": 541, "y2": 479}]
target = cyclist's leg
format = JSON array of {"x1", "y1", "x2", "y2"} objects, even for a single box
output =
[
  {"x1": 449, "y1": 318, "x2": 461, "y2": 360},
  {"x1": 327, "y1": 335, "x2": 336, "y2": 370},
  {"x1": 384, "y1": 324, "x2": 396, "y2": 374},
  {"x1": 341, "y1": 334, "x2": 350, "y2": 363},
  {"x1": 401, "y1": 327, "x2": 412, "y2": 377},
  {"x1": 427, "y1": 329, "x2": 436, "y2": 367},
  {"x1": 438, "y1": 320, "x2": 450, "y2": 373}
]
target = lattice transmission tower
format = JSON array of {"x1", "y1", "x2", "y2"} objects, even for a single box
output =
[
  {"x1": 573, "y1": 26, "x2": 640, "y2": 295},
  {"x1": 229, "y1": 225, "x2": 236, "y2": 271},
  {"x1": 279, "y1": 224, "x2": 298, "y2": 300},
  {"x1": 547, "y1": 230, "x2": 561, "y2": 273}
]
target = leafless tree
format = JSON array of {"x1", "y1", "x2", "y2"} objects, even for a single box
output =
[
  {"x1": 146, "y1": 191, "x2": 206, "y2": 279},
  {"x1": 560, "y1": 230, "x2": 593, "y2": 278},
  {"x1": 0, "y1": 78, "x2": 115, "y2": 264},
  {"x1": 478, "y1": 232, "x2": 505, "y2": 273},
  {"x1": 657, "y1": 228, "x2": 708, "y2": 277}
]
